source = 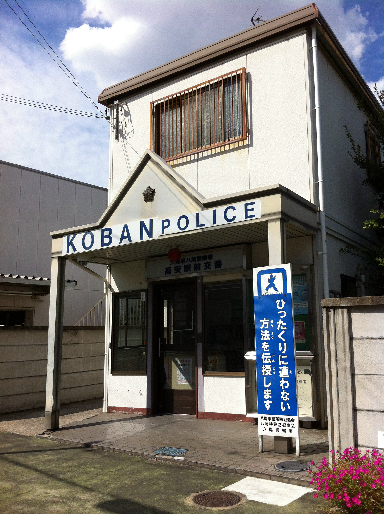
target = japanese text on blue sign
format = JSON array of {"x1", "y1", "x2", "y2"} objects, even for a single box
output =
[{"x1": 253, "y1": 265, "x2": 298, "y2": 437}]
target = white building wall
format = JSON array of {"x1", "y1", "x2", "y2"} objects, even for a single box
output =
[
  {"x1": 204, "y1": 376, "x2": 246, "y2": 415},
  {"x1": 110, "y1": 260, "x2": 146, "y2": 292},
  {"x1": 107, "y1": 375, "x2": 147, "y2": 410},
  {"x1": 317, "y1": 49, "x2": 376, "y2": 237},
  {"x1": 109, "y1": 31, "x2": 312, "y2": 204}
]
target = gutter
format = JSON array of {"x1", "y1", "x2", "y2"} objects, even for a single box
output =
[{"x1": 311, "y1": 24, "x2": 329, "y2": 299}]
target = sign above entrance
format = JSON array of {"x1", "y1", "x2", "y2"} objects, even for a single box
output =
[
  {"x1": 62, "y1": 199, "x2": 261, "y2": 256},
  {"x1": 146, "y1": 246, "x2": 244, "y2": 280},
  {"x1": 253, "y1": 264, "x2": 299, "y2": 438}
]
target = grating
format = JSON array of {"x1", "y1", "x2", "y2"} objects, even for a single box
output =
[{"x1": 153, "y1": 447, "x2": 187, "y2": 456}]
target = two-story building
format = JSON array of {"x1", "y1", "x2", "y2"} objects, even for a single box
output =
[{"x1": 45, "y1": 4, "x2": 381, "y2": 429}]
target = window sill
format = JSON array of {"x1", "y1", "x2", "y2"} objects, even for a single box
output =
[
  {"x1": 203, "y1": 371, "x2": 245, "y2": 377},
  {"x1": 111, "y1": 372, "x2": 147, "y2": 376}
]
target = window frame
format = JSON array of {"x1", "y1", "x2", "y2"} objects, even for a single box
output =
[
  {"x1": 150, "y1": 68, "x2": 247, "y2": 162},
  {"x1": 111, "y1": 291, "x2": 147, "y2": 376}
]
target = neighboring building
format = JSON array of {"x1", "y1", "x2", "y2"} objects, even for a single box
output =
[
  {"x1": 46, "y1": 4, "x2": 381, "y2": 428},
  {"x1": 0, "y1": 160, "x2": 108, "y2": 326}
]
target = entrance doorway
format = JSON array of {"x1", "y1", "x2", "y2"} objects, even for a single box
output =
[{"x1": 154, "y1": 280, "x2": 196, "y2": 414}]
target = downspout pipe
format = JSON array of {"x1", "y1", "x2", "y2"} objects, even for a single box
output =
[{"x1": 311, "y1": 24, "x2": 329, "y2": 299}]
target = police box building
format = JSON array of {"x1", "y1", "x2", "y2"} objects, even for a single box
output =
[{"x1": 45, "y1": 5, "x2": 380, "y2": 430}]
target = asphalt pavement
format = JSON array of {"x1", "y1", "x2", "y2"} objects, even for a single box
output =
[
  {"x1": 0, "y1": 430, "x2": 328, "y2": 513},
  {"x1": 0, "y1": 401, "x2": 330, "y2": 512}
]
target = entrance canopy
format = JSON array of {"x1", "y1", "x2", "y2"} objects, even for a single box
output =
[{"x1": 50, "y1": 150, "x2": 318, "y2": 266}]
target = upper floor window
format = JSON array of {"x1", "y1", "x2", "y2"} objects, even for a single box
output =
[
  {"x1": 151, "y1": 68, "x2": 247, "y2": 161},
  {"x1": 365, "y1": 121, "x2": 381, "y2": 166}
]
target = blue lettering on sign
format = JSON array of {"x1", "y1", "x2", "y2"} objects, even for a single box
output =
[
  {"x1": 119, "y1": 224, "x2": 132, "y2": 244},
  {"x1": 177, "y1": 215, "x2": 189, "y2": 231},
  {"x1": 195, "y1": 213, "x2": 205, "y2": 228},
  {"x1": 140, "y1": 220, "x2": 153, "y2": 240},
  {"x1": 244, "y1": 202, "x2": 256, "y2": 219},
  {"x1": 66, "y1": 234, "x2": 77, "y2": 253},
  {"x1": 101, "y1": 228, "x2": 112, "y2": 247},
  {"x1": 212, "y1": 209, "x2": 217, "y2": 225},
  {"x1": 223, "y1": 205, "x2": 236, "y2": 222},
  {"x1": 161, "y1": 219, "x2": 170, "y2": 234},
  {"x1": 82, "y1": 232, "x2": 94, "y2": 251}
]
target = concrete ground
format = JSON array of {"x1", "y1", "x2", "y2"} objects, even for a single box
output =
[{"x1": 0, "y1": 400, "x2": 329, "y2": 513}]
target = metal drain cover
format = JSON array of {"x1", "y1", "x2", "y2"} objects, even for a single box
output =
[
  {"x1": 153, "y1": 447, "x2": 187, "y2": 456},
  {"x1": 187, "y1": 490, "x2": 247, "y2": 510},
  {"x1": 275, "y1": 460, "x2": 310, "y2": 472}
]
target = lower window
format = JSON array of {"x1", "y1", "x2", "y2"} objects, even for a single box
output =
[
  {"x1": 0, "y1": 310, "x2": 26, "y2": 326},
  {"x1": 112, "y1": 292, "x2": 147, "y2": 373},
  {"x1": 204, "y1": 281, "x2": 244, "y2": 373}
]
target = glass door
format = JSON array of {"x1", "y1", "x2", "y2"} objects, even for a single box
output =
[{"x1": 155, "y1": 281, "x2": 196, "y2": 414}]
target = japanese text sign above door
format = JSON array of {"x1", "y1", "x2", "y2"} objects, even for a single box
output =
[{"x1": 253, "y1": 264, "x2": 298, "y2": 438}]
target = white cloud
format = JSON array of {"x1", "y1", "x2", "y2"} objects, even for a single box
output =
[
  {"x1": 341, "y1": 5, "x2": 378, "y2": 64},
  {"x1": 60, "y1": 17, "x2": 143, "y2": 86},
  {"x1": 317, "y1": 2, "x2": 378, "y2": 67},
  {"x1": 81, "y1": 0, "x2": 130, "y2": 24},
  {"x1": 60, "y1": 2, "x2": 145, "y2": 88}
]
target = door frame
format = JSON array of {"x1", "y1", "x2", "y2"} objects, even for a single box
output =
[{"x1": 150, "y1": 277, "x2": 199, "y2": 415}]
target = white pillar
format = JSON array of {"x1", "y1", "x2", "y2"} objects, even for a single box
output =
[
  {"x1": 267, "y1": 219, "x2": 298, "y2": 454},
  {"x1": 268, "y1": 218, "x2": 286, "y2": 265},
  {"x1": 45, "y1": 256, "x2": 66, "y2": 430}
]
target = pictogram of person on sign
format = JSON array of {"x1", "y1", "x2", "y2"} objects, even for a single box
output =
[{"x1": 265, "y1": 274, "x2": 279, "y2": 293}]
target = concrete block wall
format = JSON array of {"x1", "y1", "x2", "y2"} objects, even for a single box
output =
[
  {"x1": 322, "y1": 297, "x2": 384, "y2": 455},
  {"x1": 0, "y1": 327, "x2": 104, "y2": 413}
]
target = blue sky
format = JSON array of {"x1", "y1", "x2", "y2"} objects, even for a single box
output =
[{"x1": 0, "y1": 0, "x2": 383, "y2": 187}]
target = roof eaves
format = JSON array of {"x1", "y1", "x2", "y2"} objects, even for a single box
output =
[{"x1": 98, "y1": 4, "x2": 318, "y2": 105}]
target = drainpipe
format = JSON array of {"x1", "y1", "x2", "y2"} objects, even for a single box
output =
[
  {"x1": 311, "y1": 24, "x2": 329, "y2": 299},
  {"x1": 103, "y1": 265, "x2": 111, "y2": 413}
]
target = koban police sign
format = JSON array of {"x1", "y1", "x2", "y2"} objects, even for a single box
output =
[
  {"x1": 62, "y1": 199, "x2": 261, "y2": 256},
  {"x1": 253, "y1": 264, "x2": 299, "y2": 439}
]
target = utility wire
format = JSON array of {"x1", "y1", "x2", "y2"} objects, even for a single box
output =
[
  {"x1": 1, "y1": 93, "x2": 107, "y2": 119},
  {"x1": 3, "y1": 0, "x2": 107, "y2": 120}
]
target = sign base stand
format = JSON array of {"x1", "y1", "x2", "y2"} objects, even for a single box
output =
[
  {"x1": 258, "y1": 434, "x2": 300, "y2": 456},
  {"x1": 274, "y1": 436, "x2": 292, "y2": 453}
]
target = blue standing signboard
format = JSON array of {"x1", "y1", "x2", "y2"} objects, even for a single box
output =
[{"x1": 253, "y1": 264, "x2": 299, "y2": 440}]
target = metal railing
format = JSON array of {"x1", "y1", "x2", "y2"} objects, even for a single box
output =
[{"x1": 75, "y1": 294, "x2": 106, "y2": 327}]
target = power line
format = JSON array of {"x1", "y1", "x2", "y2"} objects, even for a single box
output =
[
  {"x1": 3, "y1": 0, "x2": 107, "y2": 120},
  {"x1": 1, "y1": 93, "x2": 107, "y2": 119}
]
